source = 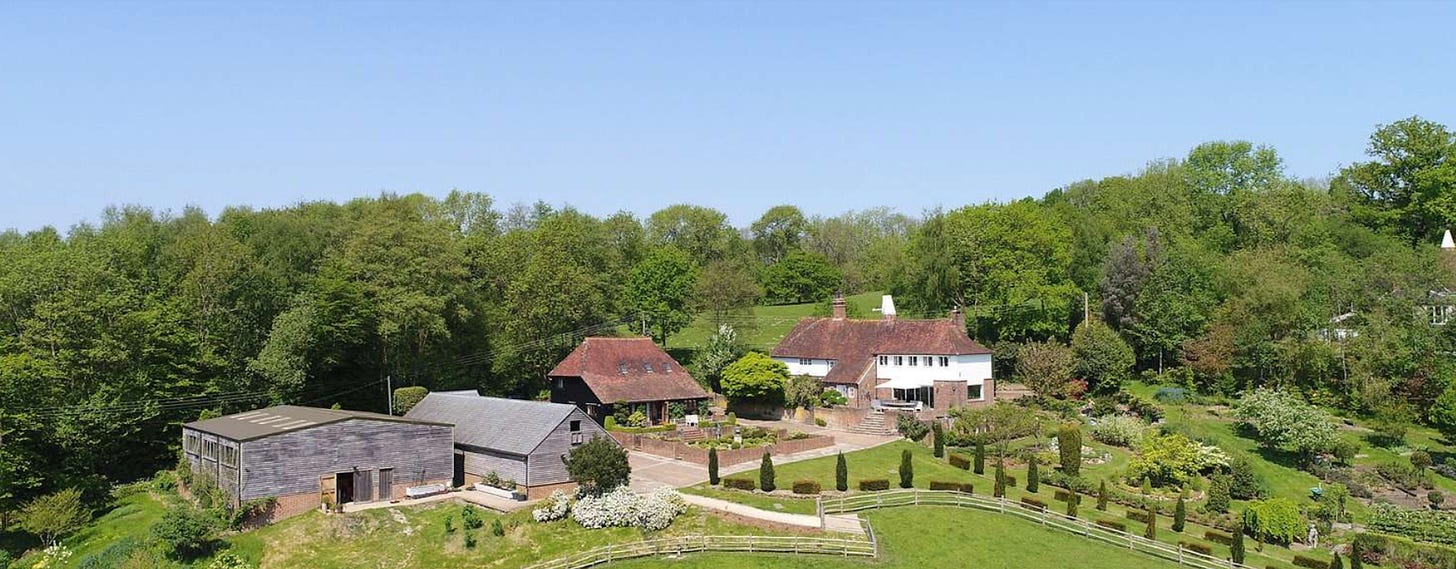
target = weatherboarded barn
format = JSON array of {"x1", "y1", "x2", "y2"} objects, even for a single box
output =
[
  {"x1": 182, "y1": 405, "x2": 453, "y2": 521},
  {"x1": 404, "y1": 392, "x2": 612, "y2": 499}
]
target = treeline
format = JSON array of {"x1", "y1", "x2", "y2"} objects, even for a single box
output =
[{"x1": 1, "y1": 116, "x2": 1454, "y2": 518}]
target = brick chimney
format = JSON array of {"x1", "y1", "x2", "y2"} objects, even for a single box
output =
[
  {"x1": 950, "y1": 306, "x2": 965, "y2": 330},
  {"x1": 831, "y1": 292, "x2": 847, "y2": 320}
]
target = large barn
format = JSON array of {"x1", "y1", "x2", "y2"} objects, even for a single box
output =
[
  {"x1": 548, "y1": 336, "x2": 710, "y2": 425},
  {"x1": 182, "y1": 405, "x2": 454, "y2": 521},
  {"x1": 404, "y1": 392, "x2": 612, "y2": 499}
]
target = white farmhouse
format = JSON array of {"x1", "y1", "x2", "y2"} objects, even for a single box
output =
[{"x1": 771, "y1": 294, "x2": 993, "y2": 414}]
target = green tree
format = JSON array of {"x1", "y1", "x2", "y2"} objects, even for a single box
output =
[
  {"x1": 1017, "y1": 341, "x2": 1076, "y2": 398},
  {"x1": 1066, "y1": 493, "x2": 1080, "y2": 517},
  {"x1": 693, "y1": 324, "x2": 748, "y2": 392},
  {"x1": 750, "y1": 205, "x2": 808, "y2": 265},
  {"x1": 932, "y1": 422, "x2": 945, "y2": 458},
  {"x1": 1057, "y1": 423, "x2": 1082, "y2": 477},
  {"x1": 19, "y1": 488, "x2": 89, "y2": 547},
  {"x1": 973, "y1": 440, "x2": 986, "y2": 474},
  {"x1": 760, "y1": 252, "x2": 841, "y2": 305},
  {"x1": 720, "y1": 353, "x2": 789, "y2": 402},
  {"x1": 899, "y1": 449, "x2": 914, "y2": 489},
  {"x1": 1234, "y1": 388, "x2": 1338, "y2": 460},
  {"x1": 1144, "y1": 505, "x2": 1157, "y2": 540},
  {"x1": 784, "y1": 374, "x2": 824, "y2": 410},
  {"x1": 1330, "y1": 552, "x2": 1344, "y2": 569},
  {"x1": 1205, "y1": 472, "x2": 1231, "y2": 513},
  {"x1": 1097, "y1": 479, "x2": 1108, "y2": 511},
  {"x1": 1350, "y1": 541, "x2": 1363, "y2": 569},
  {"x1": 993, "y1": 460, "x2": 1006, "y2": 498},
  {"x1": 151, "y1": 505, "x2": 215, "y2": 560},
  {"x1": 1173, "y1": 493, "x2": 1187, "y2": 532},
  {"x1": 625, "y1": 247, "x2": 699, "y2": 345},
  {"x1": 708, "y1": 448, "x2": 720, "y2": 486},
  {"x1": 646, "y1": 205, "x2": 739, "y2": 266},
  {"x1": 564, "y1": 436, "x2": 631, "y2": 495},
  {"x1": 836, "y1": 451, "x2": 848, "y2": 492},
  {"x1": 1231, "y1": 521, "x2": 1246, "y2": 564},
  {"x1": 392, "y1": 386, "x2": 429, "y2": 415},
  {"x1": 760, "y1": 451, "x2": 776, "y2": 492},
  {"x1": 1072, "y1": 320, "x2": 1135, "y2": 393},
  {"x1": 1334, "y1": 116, "x2": 1456, "y2": 243},
  {"x1": 1026, "y1": 455, "x2": 1039, "y2": 493},
  {"x1": 694, "y1": 260, "x2": 762, "y2": 326}
]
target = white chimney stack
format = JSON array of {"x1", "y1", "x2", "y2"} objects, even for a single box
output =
[
  {"x1": 1443, "y1": 228, "x2": 1454, "y2": 250},
  {"x1": 880, "y1": 295, "x2": 897, "y2": 322}
]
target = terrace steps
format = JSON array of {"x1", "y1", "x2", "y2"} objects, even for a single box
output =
[{"x1": 848, "y1": 412, "x2": 896, "y2": 436}]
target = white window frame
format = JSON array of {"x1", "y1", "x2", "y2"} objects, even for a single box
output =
[
  {"x1": 878, "y1": 355, "x2": 888, "y2": 366},
  {"x1": 939, "y1": 356, "x2": 950, "y2": 367},
  {"x1": 799, "y1": 358, "x2": 812, "y2": 365},
  {"x1": 909, "y1": 356, "x2": 918, "y2": 367},
  {"x1": 894, "y1": 356, "x2": 903, "y2": 366}
]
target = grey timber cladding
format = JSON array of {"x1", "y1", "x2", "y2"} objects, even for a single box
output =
[
  {"x1": 237, "y1": 418, "x2": 453, "y2": 501},
  {"x1": 526, "y1": 407, "x2": 610, "y2": 486}
]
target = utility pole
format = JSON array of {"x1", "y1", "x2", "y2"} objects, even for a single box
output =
[
  {"x1": 386, "y1": 375, "x2": 393, "y2": 416},
  {"x1": 1083, "y1": 292, "x2": 1090, "y2": 328}
]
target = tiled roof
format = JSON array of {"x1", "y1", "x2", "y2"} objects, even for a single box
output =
[
  {"x1": 183, "y1": 405, "x2": 449, "y2": 442},
  {"x1": 548, "y1": 337, "x2": 709, "y2": 403},
  {"x1": 771, "y1": 317, "x2": 991, "y2": 361},
  {"x1": 404, "y1": 393, "x2": 579, "y2": 456}
]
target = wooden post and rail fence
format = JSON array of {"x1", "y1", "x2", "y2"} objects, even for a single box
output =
[{"x1": 522, "y1": 530, "x2": 877, "y2": 569}]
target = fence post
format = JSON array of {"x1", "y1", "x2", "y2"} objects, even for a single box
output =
[
  {"x1": 1177, "y1": 544, "x2": 1183, "y2": 565},
  {"x1": 1041, "y1": 505, "x2": 1047, "y2": 526},
  {"x1": 999, "y1": 495, "x2": 1005, "y2": 513},
  {"x1": 1083, "y1": 516, "x2": 1090, "y2": 536},
  {"x1": 817, "y1": 496, "x2": 824, "y2": 529},
  {"x1": 915, "y1": 489, "x2": 919, "y2": 505}
]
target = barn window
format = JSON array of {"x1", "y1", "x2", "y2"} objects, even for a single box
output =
[
  {"x1": 185, "y1": 434, "x2": 199, "y2": 453},
  {"x1": 203, "y1": 440, "x2": 217, "y2": 459},
  {"x1": 570, "y1": 420, "x2": 581, "y2": 432},
  {"x1": 221, "y1": 446, "x2": 237, "y2": 467}
]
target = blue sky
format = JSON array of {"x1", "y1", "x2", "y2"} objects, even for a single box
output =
[{"x1": 2, "y1": 1, "x2": 1454, "y2": 233}]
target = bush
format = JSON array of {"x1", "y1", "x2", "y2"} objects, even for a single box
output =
[
  {"x1": 949, "y1": 453, "x2": 970, "y2": 470},
  {"x1": 1179, "y1": 541, "x2": 1213, "y2": 555},
  {"x1": 898, "y1": 414, "x2": 930, "y2": 442},
  {"x1": 1097, "y1": 479, "x2": 1109, "y2": 510},
  {"x1": 208, "y1": 551, "x2": 254, "y2": 569},
  {"x1": 836, "y1": 451, "x2": 848, "y2": 492},
  {"x1": 1292, "y1": 555, "x2": 1328, "y2": 569},
  {"x1": 1413, "y1": 450, "x2": 1434, "y2": 471},
  {"x1": 1205, "y1": 472, "x2": 1231, "y2": 513},
  {"x1": 1019, "y1": 497, "x2": 1047, "y2": 510},
  {"x1": 1127, "y1": 510, "x2": 1151, "y2": 523},
  {"x1": 859, "y1": 479, "x2": 890, "y2": 491},
  {"x1": 1332, "y1": 439, "x2": 1360, "y2": 466},
  {"x1": 1229, "y1": 454, "x2": 1266, "y2": 500},
  {"x1": 20, "y1": 487, "x2": 91, "y2": 547},
  {"x1": 1054, "y1": 489, "x2": 1072, "y2": 502},
  {"x1": 1057, "y1": 424, "x2": 1083, "y2": 477},
  {"x1": 1243, "y1": 498, "x2": 1303, "y2": 544},
  {"x1": 445, "y1": 516, "x2": 455, "y2": 534},
  {"x1": 792, "y1": 480, "x2": 822, "y2": 495},
  {"x1": 929, "y1": 481, "x2": 973, "y2": 493},
  {"x1": 1129, "y1": 433, "x2": 1230, "y2": 486},
  {"x1": 392, "y1": 386, "x2": 429, "y2": 414},
  {"x1": 1173, "y1": 494, "x2": 1187, "y2": 532},
  {"x1": 759, "y1": 452, "x2": 776, "y2": 492},
  {"x1": 465, "y1": 531, "x2": 477, "y2": 549},
  {"x1": 1090, "y1": 415, "x2": 1146, "y2": 447},
  {"x1": 532, "y1": 491, "x2": 571, "y2": 523},
  {"x1": 974, "y1": 441, "x2": 986, "y2": 474},
  {"x1": 723, "y1": 478, "x2": 756, "y2": 491},
  {"x1": 1233, "y1": 388, "x2": 1338, "y2": 458},
  {"x1": 462, "y1": 505, "x2": 484, "y2": 530},
  {"x1": 565, "y1": 435, "x2": 632, "y2": 495},
  {"x1": 151, "y1": 506, "x2": 216, "y2": 559},
  {"x1": 572, "y1": 487, "x2": 687, "y2": 531},
  {"x1": 1026, "y1": 456, "x2": 1040, "y2": 493},
  {"x1": 1095, "y1": 519, "x2": 1127, "y2": 532},
  {"x1": 932, "y1": 422, "x2": 945, "y2": 458},
  {"x1": 491, "y1": 518, "x2": 505, "y2": 537},
  {"x1": 899, "y1": 449, "x2": 914, "y2": 489},
  {"x1": 1204, "y1": 530, "x2": 1233, "y2": 545},
  {"x1": 815, "y1": 417, "x2": 828, "y2": 427},
  {"x1": 707, "y1": 447, "x2": 720, "y2": 485}
]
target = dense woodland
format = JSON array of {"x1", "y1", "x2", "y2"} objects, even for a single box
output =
[{"x1": 2, "y1": 116, "x2": 1455, "y2": 525}]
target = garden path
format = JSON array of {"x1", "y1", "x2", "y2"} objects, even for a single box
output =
[{"x1": 676, "y1": 492, "x2": 866, "y2": 535}]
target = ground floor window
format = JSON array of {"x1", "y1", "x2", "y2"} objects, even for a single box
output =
[
  {"x1": 968, "y1": 384, "x2": 983, "y2": 400},
  {"x1": 892, "y1": 386, "x2": 934, "y2": 408}
]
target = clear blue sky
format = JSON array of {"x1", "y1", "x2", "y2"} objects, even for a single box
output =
[{"x1": 3, "y1": 1, "x2": 1454, "y2": 233}]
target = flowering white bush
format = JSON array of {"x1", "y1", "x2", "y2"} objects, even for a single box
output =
[
  {"x1": 31, "y1": 544, "x2": 73, "y2": 569},
  {"x1": 532, "y1": 490, "x2": 572, "y2": 523},
  {"x1": 571, "y1": 487, "x2": 687, "y2": 531},
  {"x1": 1089, "y1": 414, "x2": 1146, "y2": 447}
]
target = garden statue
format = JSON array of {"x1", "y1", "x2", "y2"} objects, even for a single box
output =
[{"x1": 1306, "y1": 523, "x2": 1318, "y2": 548}]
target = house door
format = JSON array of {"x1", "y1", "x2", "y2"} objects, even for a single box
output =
[
  {"x1": 378, "y1": 469, "x2": 393, "y2": 501},
  {"x1": 336, "y1": 472, "x2": 355, "y2": 505},
  {"x1": 452, "y1": 452, "x2": 466, "y2": 487},
  {"x1": 319, "y1": 475, "x2": 337, "y2": 509}
]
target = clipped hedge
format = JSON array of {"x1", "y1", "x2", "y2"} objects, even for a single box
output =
[
  {"x1": 949, "y1": 453, "x2": 971, "y2": 470},
  {"x1": 792, "y1": 480, "x2": 822, "y2": 495},
  {"x1": 1127, "y1": 510, "x2": 1151, "y2": 524},
  {"x1": 859, "y1": 479, "x2": 890, "y2": 491},
  {"x1": 1204, "y1": 531, "x2": 1233, "y2": 546},
  {"x1": 608, "y1": 424, "x2": 677, "y2": 434},
  {"x1": 1054, "y1": 489, "x2": 1073, "y2": 502},
  {"x1": 1291, "y1": 555, "x2": 1327, "y2": 569},
  {"x1": 723, "y1": 478, "x2": 756, "y2": 491},
  {"x1": 1003, "y1": 475, "x2": 1017, "y2": 487},
  {"x1": 1020, "y1": 497, "x2": 1047, "y2": 511},
  {"x1": 929, "y1": 481, "x2": 973, "y2": 493},
  {"x1": 1179, "y1": 542, "x2": 1213, "y2": 556},
  {"x1": 1096, "y1": 519, "x2": 1127, "y2": 532}
]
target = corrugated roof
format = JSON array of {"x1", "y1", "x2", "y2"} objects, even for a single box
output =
[
  {"x1": 183, "y1": 405, "x2": 449, "y2": 442},
  {"x1": 548, "y1": 337, "x2": 709, "y2": 403},
  {"x1": 404, "y1": 393, "x2": 578, "y2": 456}
]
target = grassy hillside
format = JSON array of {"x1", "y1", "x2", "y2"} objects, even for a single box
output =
[
  {"x1": 667, "y1": 291, "x2": 885, "y2": 352},
  {"x1": 610, "y1": 506, "x2": 1180, "y2": 569}
]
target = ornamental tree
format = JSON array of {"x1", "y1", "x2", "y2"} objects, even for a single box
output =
[
  {"x1": 1072, "y1": 320, "x2": 1135, "y2": 393},
  {"x1": 1233, "y1": 388, "x2": 1338, "y2": 459},
  {"x1": 1057, "y1": 423, "x2": 1082, "y2": 477},
  {"x1": 1016, "y1": 341, "x2": 1076, "y2": 398},
  {"x1": 720, "y1": 352, "x2": 790, "y2": 402},
  {"x1": 19, "y1": 488, "x2": 89, "y2": 547},
  {"x1": 564, "y1": 436, "x2": 631, "y2": 496}
]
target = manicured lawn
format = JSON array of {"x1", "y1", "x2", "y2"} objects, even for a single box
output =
[
  {"x1": 718, "y1": 441, "x2": 978, "y2": 492},
  {"x1": 680, "y1": 486, "x2": 820, "y2": 515},
  {"x1": 609, "y1": 506, "x2": 1182, "y2": 569}
]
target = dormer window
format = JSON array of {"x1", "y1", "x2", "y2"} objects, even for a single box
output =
[
  {"x1": 663, "y1": 363, "x2": 672, "y2": 373},
  {"x1": 618, "y1": 363, "x2": 628, "y2": 375},
  {"x1": 644, "y1": 363, "x2": 654, "y2": 373}
]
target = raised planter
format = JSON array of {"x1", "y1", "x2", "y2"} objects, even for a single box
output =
[
  {"x1": 474, "y1": 483, "x2": 526, "y2": 501},
  {"x1": 406, "y1": 483, "x2": 447, "y2": 499}
]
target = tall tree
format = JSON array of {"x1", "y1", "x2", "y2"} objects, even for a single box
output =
[
  {"x1": 624, "y1": 247, "x2": 698, "y2": 345},
  {"x1": 1335, "y1": 116, "x2": 1456, "y2": 243},
  {"x1": 750, "y1": 205, "x2": 807, "y2": 265}
]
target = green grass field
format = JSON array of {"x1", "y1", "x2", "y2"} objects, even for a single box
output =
[
  {"x1": 609, "y1": 506, "x2": 1181, "y2": 569},
  {"x1": 666, "y1": 291, "x2": 885, "y2": 352}
]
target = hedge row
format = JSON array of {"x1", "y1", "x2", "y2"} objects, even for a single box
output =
[
  {"x1": 948, "y1": 454, "x2": 971, "y2": 470},
  {"x1": 1054, "y1": 489, "x2": 1073, "y2": 502},
  {"x1": 929, "y1": 481, "x2": 973, "y2": 493},
  {"x1": 1020, "y1": 497, "x2": 1047, "y2": 511},
  {"x1": 792, "y1": 480, "x2": 822, "y2": 495},
  {"x1": 1204, "y1": 531, "x2": 1233, "y2": 546},
  {"x1": 859, "y1": 479, "x2": 890, "y2": 491},
  {"x1": 1179, "y1": 542, "x2": 1213, "y2": 556},
  {"x1": 723, "y1": 478, "x2": 756, "y2": 491},
  {"x1": 1291, "y1": 555, "x2": 1327, "y2": 569},
  {"x1": 1096, "y1": 519, "x2": 1127, "y2": 532},
  {"x1": 1126, "y1": 510, "x2": 1151, "y2": 524}
]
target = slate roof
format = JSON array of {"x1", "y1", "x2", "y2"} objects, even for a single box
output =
[
  {"x1": 404, "y1": 393, "x2": 579, "y2": 456},
  {"x1": 183, "y1": 405, "x2": 449, "y2": 442},
  {"x1": 548, "y1": 337, "x2": 709, "y2": 403},
  {"x1": 771, "y1": 317, "x2": 991, "y2": 384}
]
